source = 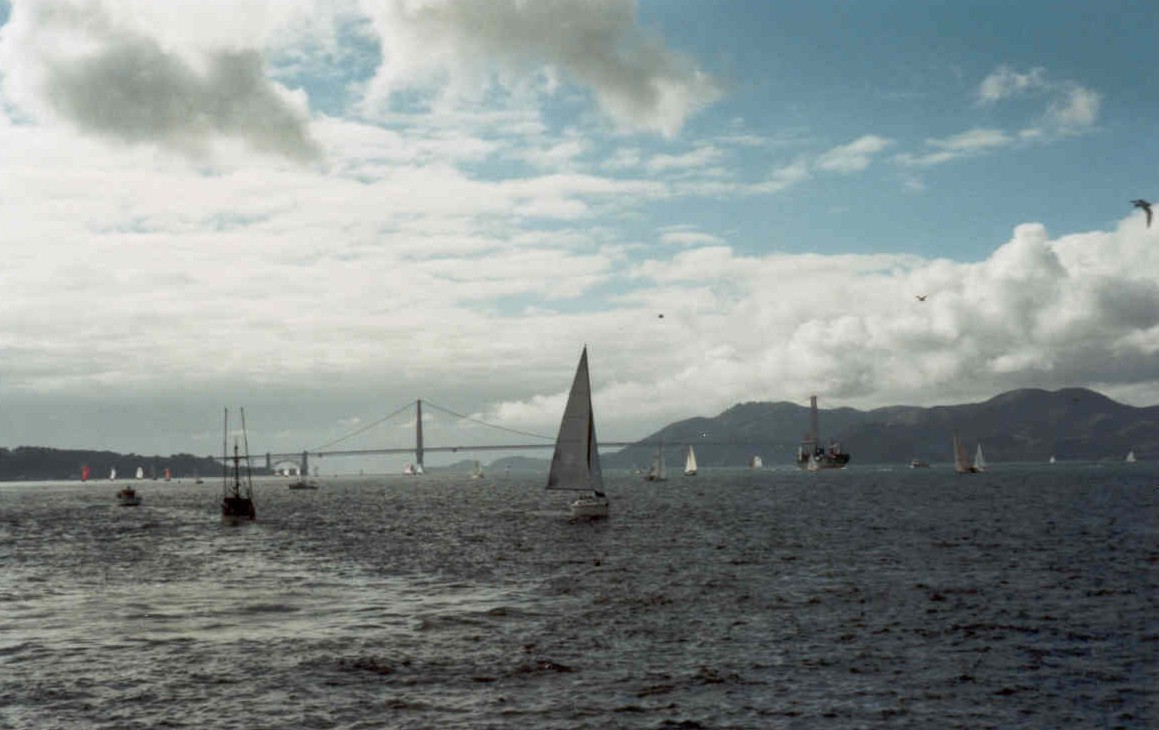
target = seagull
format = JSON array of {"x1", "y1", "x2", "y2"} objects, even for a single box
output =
[
  {"x1": 1132, "y1": 199, "x2": 1152, "y2": 227},
  {"x1": 915, "y1": 294, "x2": 928, "y2": 302}
]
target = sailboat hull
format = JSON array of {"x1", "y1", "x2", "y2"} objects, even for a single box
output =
[{"x1": 570, "y1": 495, "x2": 609, "y2": 519}]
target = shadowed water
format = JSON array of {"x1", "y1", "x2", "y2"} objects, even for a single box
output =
[{"x1": 1, "y1": 464, "x2": 1156, "y2": 728}]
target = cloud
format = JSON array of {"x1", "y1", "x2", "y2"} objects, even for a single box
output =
[
  {"x1": 895, "y1": 128, "x2": 1013, "y2": 167},
  {"x1": 646, "y1": 145, "x2": 723, "y2": 173},
  {"x1": 1046, "y1": 84, "x2": 1100, "y2": 130},
  {"x1": 658, "y1": 226, "x2": 724, "y2": 247},
  {"x1": 357, "y1": 0, "x2": 722, "y2": 137},
  {"x1": 0, "y1": 0, "x2": 321, "y2": 162},
  {"x1": 816, "y1": 135, "x2": 892, "y2": 173},
  {"x1": 977, "y1": 65, "x2": 1047, "y2": 104}
]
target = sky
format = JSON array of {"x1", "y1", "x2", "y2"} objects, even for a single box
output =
[{"x1": 1, "y1": 0, "x2": 1158, "y2": 466}]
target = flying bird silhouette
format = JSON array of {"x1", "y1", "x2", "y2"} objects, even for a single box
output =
[
  {"x1": 915, "y1": 294, "x2": 928, "y2": 302},
  {"x1": 1132, "y1": 199, "x2": 1152, "y2": 227}
]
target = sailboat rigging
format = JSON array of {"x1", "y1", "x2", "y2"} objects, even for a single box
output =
[
  {"x1": 221, "y1": 407, "x2": 256, "y2": 523},
  {"x1": 545, "y1": 346, "x2": 608, "y2": 519},
  {"x1": 644, "y1": 443, "x2": 667, "y2": 481},
  {"x1": 954, "y1": 435, "x2": 981, "y2": 474}
]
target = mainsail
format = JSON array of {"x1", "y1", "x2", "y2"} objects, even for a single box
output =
[{"x1": 546, "y1": 347, "x2": 603, "y2": 493}]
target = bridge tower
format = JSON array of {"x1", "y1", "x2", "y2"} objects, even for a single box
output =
[
  {"x1": 415, "y1": 399, "x2": 424, "y2": 471},
  {"x1": 300, "y1": 451, "x2": 309, "y2": 477}
]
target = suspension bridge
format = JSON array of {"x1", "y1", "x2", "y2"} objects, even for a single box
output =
[{"x1": 253, "y1": 399, "x2": 650, "y2": 476}]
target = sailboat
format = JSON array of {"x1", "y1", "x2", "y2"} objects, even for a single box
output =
[
  {"x1": 683, "y1": 445, "x2": 698, "y2": 476},
  {"x1": 1126, "y1": 450, "x2": 1137, "y2": 463},
  {"x1": 135, "y1": 466, "x2": 144, "y2": 480},
  {"x1": 953, "y1": 435, "x2": 980, "y2": 474},
  {"x1": 163, "y1": 467, "x2": 171, "y2": 482},
  {"x1": 109, "y1": 467, "x2": 117, "y2": 480},
  {"x1": 469, "y1": 460, "x2": 484, "y2": 479},
  {"x1": 545, "y1": 346, "x2": 608, "y2": 519},
  {"x1": 749, "y1": 455, "x2": 763, "y2": 469},
  {"x1": 1049, "y1": 455, "x2": 1056, "y2": 464},
  {"x1": 644, "y1": 444, "x2": 667, "y2": 481},
  {"x1": 973, "y1": 444, "x2": 987, "y2": 472},
  {"x1": 220, "y1": 408, "x2": 256, "y2": 524}
]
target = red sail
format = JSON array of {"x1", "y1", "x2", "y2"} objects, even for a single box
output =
[{"x1": 81, "y1": 465, "x2": 91, "y2": 482}]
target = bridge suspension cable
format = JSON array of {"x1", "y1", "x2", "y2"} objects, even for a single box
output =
[
  {"x1": 420, "y1": 399, "x2": 556, "y2": 442},
  {"x1": 309, "y1": 400, "x2": 418, "y2": 453}
]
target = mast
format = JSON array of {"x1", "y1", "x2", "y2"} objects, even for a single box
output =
[
  {"x1": 221, "y1": 407, "x2": 229, "y2": 494},
  {"x1": 809, "y1": 395, "x2": 819, "y2": 445},
  {"x1": 240, "y1": 407, "x2": 253, "y2": 498},
  {"x1": 415, "y1": 399, "x2": 425, "y2": 472}
]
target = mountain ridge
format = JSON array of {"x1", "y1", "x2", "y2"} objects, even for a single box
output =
[{"x1": 603, "y1": 387, "x2": 1157, "y2": 469}]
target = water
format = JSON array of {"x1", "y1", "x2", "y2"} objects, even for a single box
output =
[{"x1": 1, "y1": 465, "x2": 1156, "y2": 729}]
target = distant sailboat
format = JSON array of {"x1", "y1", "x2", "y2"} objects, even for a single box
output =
[
  {"x1": 683, "y1": 445, "x2": 698, "y2": 476},
  {"x1": 469, "y1": 460, "x2": 484, "y2": 480},
  {"x1": 973, "y1": 444, "x2": 987, "y2": 472},
  {"x1": 749, "y1": 455, "x2": 763, "y2": 469},
  {"x1": 109, "y1": 467, "x2": 117, "y2": 480},
  {"x1": 644, "y1": 444, "x2": 668, "y2": 481},
  {"x1": 81, "y1": 465, "x2": 91, "y2": 482},
  {"x1": 954, "y1": 435, "x2": 980, "y2": 474},
  {"x1": 545, "y1": 346, "x2": 608, "y2": 519},
  {"x1": 1049, "y1": 455, "x2": 1056, "y2": 464},
  {"x1": 163, "y1": 467, "x2": 171, "y2": 482},
  {"x1": 135, "y1": 466, "x2": 144, "y2": 480},
  {"x1": 1126, "y1": 450, "x2": 1137, "y2": 463}
]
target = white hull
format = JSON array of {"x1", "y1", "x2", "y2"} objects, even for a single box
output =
[{"x1": 570, "y1": 495, "x2": 609, "y2": 519}]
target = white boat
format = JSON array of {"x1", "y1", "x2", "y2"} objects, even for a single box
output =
[
  {"x1": 644, "y1": 444, "x2": 667, "y2": 481},
  {"x1": 109, "y1": 467, "x2": 117, "y2": 480},
  {"x1": 749, "y1": 455, "x2": 763, "y2": 469},
  {"x1": 974, "y1": 444, "x2": 987, "y2": 472},
  {"x1": 116, "y1": 485, "x2": 141, "y2": 506},
  {"x1": 220, "y1": 408, "x2": 256, "y2": 524},
  {"x1": 403, "y1": 462, "x2": 424, "y2": 475},
  {"x1": 135, "y1": 466, "x2": 144, "y2": 480},
  {"x1": 1126, "y1": 450, "x2": 1137, "y2": 463},
  {"x1": 954, "y1": 435, "x2": 981, "y2": 474},
  {"x1": 683, "y1": 445, "x2": 698, "y2": 476},
  {"x1": 469, "y1": 460, "x2": 484, "y2": 479},
  {"x1": 909, "y1": 459, "x2": 930, "y2": 468},
  {"x1": 1049, "y1": 455, "x2": 1056, "y2": 464},
  {"x1": 546, "y1": 346, "x2": 608, "y2": 519}
]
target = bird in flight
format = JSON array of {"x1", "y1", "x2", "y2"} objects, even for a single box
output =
[
  {"x1": 915, "y1": 294, "x2": 928, "y2": 302},
  {"x1": 1132, "y1": 199, "x2": 1152, "y2": 227}
]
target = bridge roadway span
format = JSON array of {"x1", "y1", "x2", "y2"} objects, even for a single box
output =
[{"x1": 264, "y1": 441, "x2": 640, "y2": 462}]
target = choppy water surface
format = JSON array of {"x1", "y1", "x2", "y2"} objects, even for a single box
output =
[{"x1": 1, "y1": 464, "x2": 1156, "y2": 728}]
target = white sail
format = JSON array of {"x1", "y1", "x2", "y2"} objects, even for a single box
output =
[
  {"x1": 973, "y1": 444, "x2": 986, "y2": 471},
  {"x1": 684, "y1": 445, "x2": 698, "y2": 476},
  {"x1": 135, "y1": 466, "x2": 144, "y2": 480},
  {"x1": 109, "y1": 467, "x2": 116, "y2": 480},
  {"x1": 1126, "y1": 450, "x2": 1136, "y2": 463},
  {"x1": 470, "y1": 460, "x2": 484, "y2": 479},
  {"x1": 546, "y1": 347, "x2": 603, "y2": 493}
]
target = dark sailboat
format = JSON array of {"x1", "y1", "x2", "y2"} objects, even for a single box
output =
[{"x1": 221, "y1": 408, "x2": 256, "y2": 524}]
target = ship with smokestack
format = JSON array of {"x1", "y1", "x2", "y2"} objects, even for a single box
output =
[{"x1": 795, "y1": 395, "x2": 851, "y2": 470}]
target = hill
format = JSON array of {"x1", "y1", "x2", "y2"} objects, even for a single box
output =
[
  {"x1": 603, "y1": 387, "x2": 1157, "y2": 469},
  {"x1": 0, "y1": 447, "x2": 227, "y2": 482}
]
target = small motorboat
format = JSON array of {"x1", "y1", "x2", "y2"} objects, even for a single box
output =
[{"x1": 116, "y1": 486, "x2": 142, "y2": 506}]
